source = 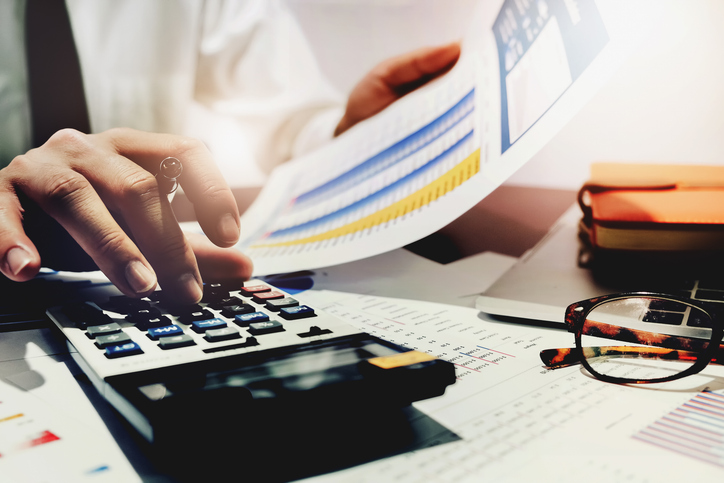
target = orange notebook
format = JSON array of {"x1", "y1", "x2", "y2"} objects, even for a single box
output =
[{"x1": 578, "y1": 163, "x2": 724, "y2": 252}]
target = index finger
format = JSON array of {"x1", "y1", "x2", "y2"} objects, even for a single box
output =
[{"x1": 99, "y1": 128, "x2": 241, "y2": 247}]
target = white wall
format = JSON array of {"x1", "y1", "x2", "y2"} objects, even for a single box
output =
[{"x1": 287, "y1": 0, "x2": 478, "y2": 95}]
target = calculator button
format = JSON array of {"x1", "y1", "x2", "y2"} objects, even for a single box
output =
[
  {"x1": 95, "y1": 332, "x2": 132, "y2": 348},
  {"x1": 248, "y1": 320, "x2": 284, "y2": 335},
  {"x1": 179, "y1": 309, "x2": 215, "y2": 324},
  {"x1": 63, "y1": 301, "x2": 113, "y2": 329},
  {"x1": 280, "y1": 305, "x2": 316, "y2": 320},
  {"x1": 204, "y1": 327, "x2": 241, "y2": 342},
  {"x1": 251, "y1": 291, "x2": 285, "y2": 304},
  {"x1": 220, "y1": 304, "x2": 255, "y2": 318},
  {"x1": 105, "y1": 342, "x2": 143, "y2": 358},
  {"x1": 239, "y1": 284, "x2": 271, "y2": 297},
  {"x1": 208, "y1": 296, "x2": 245, "y2": 311},
  {"x1": 137, "y1": 316, "x2": 173, "y2": 331},
  {"x1": 158, "y1": 334, "x2": 196, "y2": 350},
  {"x1": 203, "y1": 283, "x2": 230, "y2": 303},
  {"x1": 126, "y1": 308, "x2": 162, "y2": 325},
  {"x1": 147, "y1": 325, "x2": 184, "y2": 340},
  {"x1": 234, "y1": 312, "x2": 269, "y2": 327},
  {"x1": 106, "y1": 296, "x2": 151, "y2": 314},
  {"x1": 162, "y1": 303, "x2": 203, "y2": 317},
  {"x1": 191, "y1": 318, "x2": 227, "y2": 333},
  {"x1": 266, "y1": 297, "x2": 299, "y2": 312},
  {"x1": 86, "y1": 323, "x2": 122, "y2": 339}
]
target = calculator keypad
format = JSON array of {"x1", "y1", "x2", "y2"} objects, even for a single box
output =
[{"x1": 67, "y1": 282, "x2": 331, "y2": 362}]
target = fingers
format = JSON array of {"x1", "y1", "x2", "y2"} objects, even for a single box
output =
[
  {"x1": 376, "y1": 42, "x2": 461, "y2": 91},
  {"x1": 1, "y1": 141, "x2": 159, "y2": 298},
  {"x1": 0, "y1": 188, "x2": 40, "y2": 281},
  {"x1": 100, "y1": 128, "x2": 241, "y2": 247},
  {"x1": 0, "y1": 128, "x2": 243, "y2": 304},
  {"x1": 335, "y1": 42, "x2": 461, "y2": 136}
]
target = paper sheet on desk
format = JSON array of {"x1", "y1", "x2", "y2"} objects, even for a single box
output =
[
  {"x1": 302, "y1": 290, "x2": 724, "y2": 482},
  {"x1": 237, "y1": 0, "x2": 658, "y2": 276},
  {"x1": 0, "y1": 363, "x2": 140, "y2": 483}
]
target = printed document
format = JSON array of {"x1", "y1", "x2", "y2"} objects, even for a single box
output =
[{"x1": 237, "y1": 0, "x2": 658, "y2": 276}]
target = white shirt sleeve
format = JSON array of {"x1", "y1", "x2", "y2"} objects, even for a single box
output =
[
  {"x1": 67, "y1": 0, "x2": 344, "y2": 185},
  {"x1": 193, "y1": 0, "x2": 345, "y2": 174}
]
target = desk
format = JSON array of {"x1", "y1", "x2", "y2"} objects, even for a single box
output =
[{"x1": 2, "y1": 187, "x2": 604, "y2": 481}]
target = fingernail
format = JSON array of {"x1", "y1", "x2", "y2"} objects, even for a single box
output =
[
  {"x1": 178, "y1": 272, "x2": 203, "y2": 303},
  {"x1": 4, "y1": 247, "x2": 32, "y2": 276},
  {"x1": 218, "y1": 213, "x2": 240, "y2": 245},
  {"x1": 125, "y1": 260, "x2": 157, "y2": 294}
]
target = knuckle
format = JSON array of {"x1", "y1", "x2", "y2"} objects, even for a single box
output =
[
  {"x1": 93, "y1": 229, "x2": 129, "y2": 259},
  {"x1": 199, "y1": 182, "x2": 228, "y2": 201},
  {"x1": 157, "y1": 235, "x2": 189, "y2": 261},
  {"x1": 5, "y1": 154, "x2": 32, "y2": 174},
  {"x1": 45, "y1": 128, "x2": 90, "y2": 152},
  {"x1": 45, "y1": 172, "x2": 91, "y2": 206},
  {"x1": 119, "y1": 169, "x2": 160, "y2": 202}
]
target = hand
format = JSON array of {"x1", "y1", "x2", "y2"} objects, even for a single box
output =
[
  {"x1": 0, "y1": 128, "x2": 253, "y2": 303},
  {"x1": 334, "y1": 42, "x2": 461, "y2": 136}
]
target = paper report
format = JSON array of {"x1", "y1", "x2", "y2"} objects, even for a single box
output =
[{"x1": 237, "y1": 0, "x2": 656, "y2": 276}]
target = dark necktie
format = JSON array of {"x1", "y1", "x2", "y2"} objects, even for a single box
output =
[{"x1": 25, "y1": 0, "x2": 91, "y2": 148}]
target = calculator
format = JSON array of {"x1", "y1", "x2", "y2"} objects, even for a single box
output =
[{"x1": 46, "y1": 279, "x2": 456, "y2": 460}]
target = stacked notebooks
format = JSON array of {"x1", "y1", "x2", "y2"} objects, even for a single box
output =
[{"x1": 578, "y1": 162, "x2": 724, "y2": 260}]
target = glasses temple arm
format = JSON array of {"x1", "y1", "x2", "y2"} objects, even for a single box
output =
[{"x1": 541, "y1": 345, "x2": 724, "y2": 369}]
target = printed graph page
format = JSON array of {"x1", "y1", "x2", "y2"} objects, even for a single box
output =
[
  {"x1": 237, "y1": 0, "x2": 656, "y2": 276},
  {"x1": 302, "y1": 290, "x2": 724, "y2": 483}
]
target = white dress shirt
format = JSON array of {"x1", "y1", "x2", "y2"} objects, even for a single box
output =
[{"x1": 0, "y1": 0, "x2": 344, "y2": 184}]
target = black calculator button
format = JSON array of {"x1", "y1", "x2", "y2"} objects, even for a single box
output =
[
  {"x1": 137, "y1": 316, "x2": 173, "y2": 331},
  {"x1": 62, "y1": 301, "x2": 113, "y2": 329},
  {"x1": 208, "y1": 296, "x2": 245, "y2": 311},
  {"x1": 126, "y1": 307, "x2": 162, "y2": 325},
  {"x1": 158, "y1": 334, "x2": 196, "y2": 350},
  {"x1": 105, "y1": 296, "x2": 151, "y2": 314},
  {"x1": 248, "y1": 320, "x2": 284, "y2": 335},
  {"x1": 179, "y1": 309, "x2": 215, "y2": 324},
  {"x1": 86, "y1": 323, "x2": 122, "y2": 339},
  {"x1": 204, "y1": 327, "x2": 241, "y2": 342},
  {"x1": 266, "y1": 297, "x2": 299, "y2": 312},
  {"x1": 220, "y1": 304, "x2": 255, "y2": 318},
  {"x1": 203, "y1": 283, "x2": 230, "y2": 303},
  {"x1": 95, "y1": 332, "x2": 132, "y2": 348},
  {"x1": 162, "y1": 303, "x2": 203, "y2": 317}
]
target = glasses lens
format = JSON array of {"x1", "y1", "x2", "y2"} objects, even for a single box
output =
[{"x1": 580, "y1": 296, "x2": 713, "y2": 382}]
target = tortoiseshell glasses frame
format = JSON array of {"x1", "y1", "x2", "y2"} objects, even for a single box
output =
[{"x1": 539, "y1": 292, "x2": 724, "y2": 384}]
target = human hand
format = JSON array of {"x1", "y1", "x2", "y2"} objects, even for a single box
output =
[
  {"x1": 0, "y1": 128, "x2": 253, "y2": 303},
  {"x1": 334, "y1": 42, "x2": 461, "y2": 136}
]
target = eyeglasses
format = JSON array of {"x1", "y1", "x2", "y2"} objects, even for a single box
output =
[{"x1": 540, "y1": 292, "x2": 724, "y2": 384}]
